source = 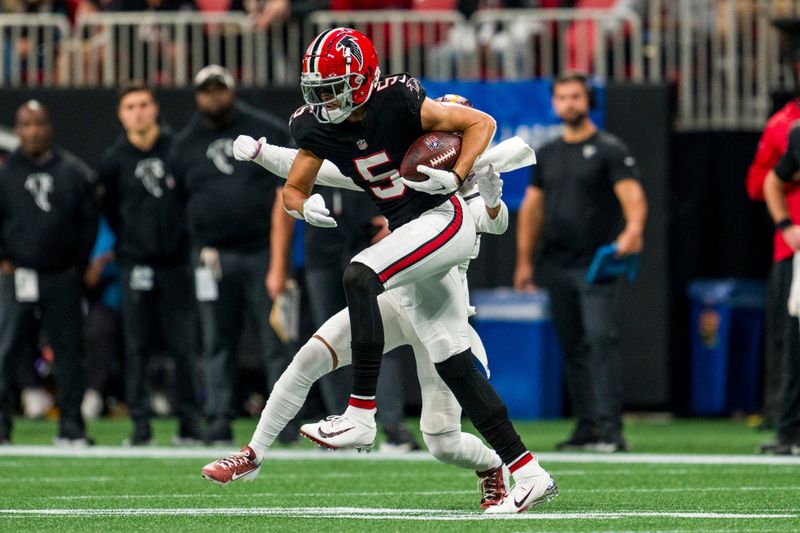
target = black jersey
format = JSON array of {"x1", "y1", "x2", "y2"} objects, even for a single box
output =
[
  {"x1": 290, "y1": 73, "x2": 451, "y2": 229},
  {"x1": 97, "y1": 131, "x2": 187, "y2": 267},
  {"x1": 530, "y1": 130, "x2": 640, "y2": 267},
  {"x1": 0, "y1": 148, "x2": 98, "y2": 272}
]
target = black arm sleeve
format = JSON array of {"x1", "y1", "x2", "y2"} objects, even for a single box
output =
[
  {"x1": 76, "y1": 171, "x2": 100, "y2": 273},
  {"x1": 774, "y1": 127, "x2": 800, "y2": 182},
  {"x1": 96, "y1": 152, "x2": 121, "y2": 233}
]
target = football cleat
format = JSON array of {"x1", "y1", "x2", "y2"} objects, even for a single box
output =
[
  {"x1": 477, "y1": 464, "x2": 510, "y2": 509},
  {"x1": 484, "y1": 475, "x2": 558, "y2": 514},
  {"x1": 299, "y1": 414, "x2": 376, "y2": 452},
  {"x1": 201, "y1": 445, "x2": 261, "y2": 486}
]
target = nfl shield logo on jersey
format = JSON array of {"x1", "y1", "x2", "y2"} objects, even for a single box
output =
[
  {"x1": 357, "y1": 139, "x2": 368, "y2": 150},
  {"x1": 424, "y1": 136, "x2": 442, "y2": 151}
]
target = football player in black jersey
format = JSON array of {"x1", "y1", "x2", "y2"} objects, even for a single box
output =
[{"x1": 276, "y1": 28, "x2": 555, "y2": 512}]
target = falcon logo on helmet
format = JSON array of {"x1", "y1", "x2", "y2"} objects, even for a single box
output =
[
  {"x1": 300, "y1": 27, "x2": 380, "y2": 124},
  {"x1": 335, "y1": 35, "x2": 363, "y2": 70}
]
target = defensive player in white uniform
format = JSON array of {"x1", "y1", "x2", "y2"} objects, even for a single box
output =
[
  {"x1": 280, "y1": 27, "x2": 554, "y2": 512},
  {"x1": 202, "y1": 128, "x2": 558, "y2": 513}
]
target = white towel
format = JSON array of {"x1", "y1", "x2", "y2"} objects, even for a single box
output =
[
  {"x1": 789, "y1": 252, "x2": 800, "y2": 317},
  {"x1": 474, "y1": 136, "x2": 537, "y2": 174}
]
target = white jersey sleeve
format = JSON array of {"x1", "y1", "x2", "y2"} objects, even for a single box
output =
[
  {"x1": 253, "y1": 140, "x2": 363, "y2": 192},
  {"x1": 464, "y1": 190, "x2": 509, "y2": 235}
]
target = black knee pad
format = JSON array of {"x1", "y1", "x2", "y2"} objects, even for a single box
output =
[{"x1": 342, "y1": 262, "x2": 384, "y2": 300}]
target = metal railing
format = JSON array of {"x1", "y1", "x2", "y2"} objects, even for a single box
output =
[
  {"x1": 5, "y1": 3, "x2": 800, "y2": 130},
  {"x1": 0, "y1": 13, "x2": 70, "y2": 87},
  {"x1": 305, "y1": 10, "x2": 469, "y2": 80}
]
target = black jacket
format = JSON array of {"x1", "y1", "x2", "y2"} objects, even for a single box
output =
[
  {"x1": 98, "y1": 131, "x2": 187, "y2": 266},
  {"x1": 170, "y1": 102, "x2": 290, "y2": 252},
  {"x1": 0, "y1": 148, "x2": 98, "y2": 272}
]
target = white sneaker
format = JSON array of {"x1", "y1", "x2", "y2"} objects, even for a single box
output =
[
  {"x1": 300, "y1": 414, "x2": 376, "y2": 452},
  {"x1": 81, "y1": 389, "x2": 104, "y2": 421},
  {"x1": 484, "y1": 474, "x2": 558, "y2": 514}
]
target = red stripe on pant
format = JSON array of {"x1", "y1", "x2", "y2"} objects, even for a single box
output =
[{"x1": 377, "y1": 196, "x2": 463, "y2": 284}]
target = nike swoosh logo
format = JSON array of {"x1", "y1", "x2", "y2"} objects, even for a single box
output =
[
  {"x1": 231, "y1": 470, "x2": 253, "y2": 481},
  {"x1": 318, "y1": 426, "x2": 354, "y2": 439},
  {"x1": 514, "y1": 485, "x2": 536, "y2": 508}
]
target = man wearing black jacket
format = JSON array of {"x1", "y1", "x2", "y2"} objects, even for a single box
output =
[
  {"x1": 171, "y1": 66, "x2": 295, "y2": 443},
  {"x1": 97, "y1": 85, "x2": 201, "y2": 445},
  {"x1": 0, "y1": 101, "x2": 98, "y2": 445}
]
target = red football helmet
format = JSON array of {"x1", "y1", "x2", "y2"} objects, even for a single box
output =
[{"x1": 301, "y1": 27, "x2": 380, "y2": 124}]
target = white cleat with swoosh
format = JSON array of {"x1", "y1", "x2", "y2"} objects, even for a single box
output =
[
  {"x1": 483, "y1": 474, "x2": 558, "y2": 514},
  {"x1": 300, "y1": 415, "x2": 376, "y2": 452}
]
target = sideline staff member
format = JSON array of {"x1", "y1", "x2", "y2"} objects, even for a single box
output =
[
  {"x1": 514, "y1": 72, "x2": 648, "y2": 452},
  {"x1": 98, "y1": 84, "x2": 201, "y2": 446},
  {"x1": 170, "y1": 66, "x2": 295, "y2": 444},
  {"x1": 0, "y1": 101, "x2": 98, "y2": 445}
]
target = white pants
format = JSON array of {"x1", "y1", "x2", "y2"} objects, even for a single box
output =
[
  {"x1": 352, "y1": 195, "x2": 477, "y2": 360},
  {"x1": 316, "y1": 288, "x2": 487, "y2": 435}
]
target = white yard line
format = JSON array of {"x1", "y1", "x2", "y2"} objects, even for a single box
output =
[
  {"x1": 8, "y1": 485, "x2": 791, "y2": 501},
  {"x1": 0, "y1": 507, "x2": 796, "y2": 521},
  {"x1": 1, "y1": 446, "x2": 799, "y2": 465}
]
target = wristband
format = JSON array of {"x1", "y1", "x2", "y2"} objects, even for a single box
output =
[
  {"x1": 452, "y1": 169, "x2": 464, "y2": 185},
  {"x1": 777, "y1": 217, "x2": 793, "y2": 230}
]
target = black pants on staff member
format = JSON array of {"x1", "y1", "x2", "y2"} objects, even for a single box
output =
[
  {"x1": 536, "y1": 260, "x2": 626, "y2": 451},
  {"x1": 196, "y1": 247, "x2": 292, "y2": 443},
  {"x1": 0, "y1": 270, "x2": 88, "y2": 443},
  {"x1": 121, "y1": 263, "x2": 202, "y2": 444}
]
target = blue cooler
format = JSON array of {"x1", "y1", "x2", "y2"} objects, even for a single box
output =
[
  {"x1": 687, "y1": 279, "x2": 766, "y2": 415},
  {"x1": 471, "y1": 289, "x2": 563, "y2": 419}
]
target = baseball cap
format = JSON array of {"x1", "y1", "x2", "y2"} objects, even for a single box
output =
[{"x1": 194, "y1": 65, "x2": 235, "y2": 91}]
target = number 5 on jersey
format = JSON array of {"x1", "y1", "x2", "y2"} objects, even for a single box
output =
[{"x1": 354, "y1": 151, "x2": 406, "y2": 200}]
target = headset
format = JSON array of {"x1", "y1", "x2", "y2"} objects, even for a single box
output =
[{"x1": 552, "y1": 71, "x2": 597, "y2": 110}]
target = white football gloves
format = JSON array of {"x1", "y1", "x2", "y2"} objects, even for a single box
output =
[
  {"x1": 401, "y1": 165, "x2": 462, "y2": 195},
  {"x1": 233, "y1": 134, "x2": 263, "y2": 161},
  {"x1": 285, "y1": 193, "x2": 338, "y2": 228},
  {"x1": 476, "y1": 164, "x2": 503, "y2": 208}
]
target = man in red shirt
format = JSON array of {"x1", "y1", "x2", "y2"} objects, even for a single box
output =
[{"x1": 746, "y1": 97, "x2": 800, "y2": 442}]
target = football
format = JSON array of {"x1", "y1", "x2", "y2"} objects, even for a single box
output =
[{"x1": 399, "y1": 132, "x2": 462, "y2": 182}]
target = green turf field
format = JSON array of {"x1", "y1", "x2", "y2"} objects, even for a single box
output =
[{"x1": 1, "y1": 417, "x2": 799, "y2": 532}]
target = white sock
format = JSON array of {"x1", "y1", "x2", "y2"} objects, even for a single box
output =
[
  {"x1": 423, "y1": 430, "x2": 502, "y2": 472},
  {"x1": 508, "y1": 452, "x2": 547, "y2": 481},
  {"x1": 249, "y1": 338, "x2": 333, "y2": 462},
  {"x1": 344, "y1": 396, "x2": 377, "y2": 427}
]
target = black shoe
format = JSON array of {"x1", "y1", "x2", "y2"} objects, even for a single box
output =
[
  {"x1": 173, "y1": 420, "x2": 203, "y2": 446},
  {"x1": 556, "y1": 425, "x2": 600, "y2": 451},
  {"x1": 758, "y1": 439, "x2": 800, "y2": 455},
  {"x1": 382, "y1": 424, "x2": 421, "y2": 452},
  {"x1": 124, "y1": 421, "x2": 154, "y2": 446},
  {"x1": 205, "y1": 423, "x2": 234, "y2": 446},
  {"x1": 54, "y1": 436, "x2": 95, "y2": 447}
]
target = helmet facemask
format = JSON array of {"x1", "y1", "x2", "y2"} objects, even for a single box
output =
[{"x1": 301, "y1": 71, "x2": 365, "y2": 124}]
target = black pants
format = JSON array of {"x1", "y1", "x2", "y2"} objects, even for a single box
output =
[
  {"x1": 0, "y1": 270, "x2": 86, "y2": 438},
  {"x1": 121, "y1": 264, "x2": 200, "y2": 430},
  {"x1": 84, "y1": 302, "x2": 122, "y2": 395},
  {"x1": 537, "y1": 261, "x2": 624, "y2": 440},
  {"x1": 196, "y1": 248, "x2": 291, "y2": 432},
  {"x1": 775, "y1": 260, "x2": 800, "y2": 441},
  {"x1": 305, "y1": 267, "x2": 408, "y2": 429},
  {"x1": 764, "y1": 258, "x2": 793, "y2": 425}
]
